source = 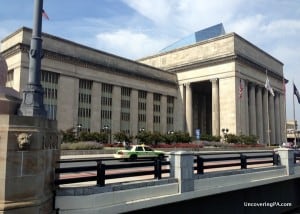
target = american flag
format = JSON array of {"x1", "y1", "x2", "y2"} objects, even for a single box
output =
[
  {"x1": 294, "y1": 83, "x2": 300, "y2": 104},
  {"x1": 239, "y1": 79, "x2": 244, "y2": 98},
  {"x1": 265, "y1": 76, "x2": 274, "y2": 96},
  {"x1": 42, "y1": 9, "x2": 49, "y2": 20}
]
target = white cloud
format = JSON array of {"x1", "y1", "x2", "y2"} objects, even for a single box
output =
[{"x1": 95, "y1": 29, "x2": 169, "y2": 59}]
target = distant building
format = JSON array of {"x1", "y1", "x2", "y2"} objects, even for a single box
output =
[
  {"x1": 286, "y1": 120, "x2": 299, "y2": 143},
  {"x1": 1, "y1": 24, "x2": 286, "y2": 144}
]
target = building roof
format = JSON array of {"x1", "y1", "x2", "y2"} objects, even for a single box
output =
[{"x1": 159, "y1": 23, "x2": 225, "y2": 53}]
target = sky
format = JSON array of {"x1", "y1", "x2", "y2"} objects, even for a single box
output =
[{"x1": 0, "y1": 0, "x2": 300, "y2": 123}]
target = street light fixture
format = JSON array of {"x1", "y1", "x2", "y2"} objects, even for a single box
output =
[
  {"x1": 221, "y1": 128, "x2": 229, "y2": 143},
  {"x1": 103, "y1": 125, "x2": 110, "y2": 144}
]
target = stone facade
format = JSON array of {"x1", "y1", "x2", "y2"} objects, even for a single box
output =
[
  {"x1": 1, "y1": 27, "x2": 285, "y2": 144},
  {"x1": 139, "y1": 33, "x2": 285, "y2": 145}
]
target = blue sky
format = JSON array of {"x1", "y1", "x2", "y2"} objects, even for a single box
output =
[{"x1": 1, "y1": 0, "x2": 300, "y2": 123}]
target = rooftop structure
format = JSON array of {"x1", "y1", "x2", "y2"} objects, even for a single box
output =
[{"x1": 159, "y1": 23, "x2": 225, "y2": 53}]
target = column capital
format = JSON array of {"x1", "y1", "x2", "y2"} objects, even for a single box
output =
[{"x1": 210, "y1": 78, "x2": 219, "y2": 84}]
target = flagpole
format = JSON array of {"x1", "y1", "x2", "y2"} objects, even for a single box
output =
[
  {"x1": 283, "y1": 75, "x2": 287, "y2": 143},
  {"x1": 293, "y1": 81, "x2": 297, "y2": 145},
  {"x1": 265, "y1": 70, "x2": 271, "y2": 147}
]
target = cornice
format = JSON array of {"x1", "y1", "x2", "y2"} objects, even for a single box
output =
[
  {"x1": 167, "y1": 53, "x2": 283, "y2": 81},
  {"x1": 2, "y1": 43, "x2": 177, "y2": 88}
]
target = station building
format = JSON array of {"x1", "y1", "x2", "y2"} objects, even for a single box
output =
[{"x1": 0, "y1": 24, "x2": 286, "y2": 144}]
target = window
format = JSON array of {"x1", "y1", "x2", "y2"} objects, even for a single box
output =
[
  {"x1": 101, "y1": 83, "x2": 113, "y2": 129},
  {"x1": 78, "y1": 79, "x2": 92, "y2": 132},
  {"x1": 138, "y1": 90, "x2": 147, "y2": 130},
  {"x1": 121, "y1": 87, "x2": 131, "y2": 134},
  {"x1": 41, "y1": 70, "x2": 59, "y2": 120}
]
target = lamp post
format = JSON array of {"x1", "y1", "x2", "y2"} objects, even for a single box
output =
[
  {"x1": 221, "y1": 128, "x2": 229, "y2": 143},
  {"x1": 76, "y1": 124, "x2": 82, "y2": 139},
  {"x1": 104, "y1": 125, "x2": 110, "y2": 144},
  {"x1": 18, "y1": 0, "x2": 47, "y2": 117}
]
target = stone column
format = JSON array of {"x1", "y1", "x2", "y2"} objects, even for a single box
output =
[
  {"x1": 249, "y1": 83, "x2": 257, "y2": 135},
  {"x1": 174, "y1": 84, "x2": 185, "y2": 131},
  {"x1": 185, "y1": 83, "x2": 193, "y2": 136},
  {"x1": 130, "y1": 89, "x2": 138, "y2": 137},
  {"x1": 169, "y1": 151, "x2": 194, "y2": 193},
  {"x1": 244, "y1": 81, "x2": 249, "y2": 135},
  {"x1": 146, "y1": 92, "x2": 153, "y2": 132},
  {"x1": 112, "y1": 85, "x2": 121, "y2": 134},
  {"x1": 211, "y1": 79, "x2": 220, "y2": 136},
  {"x1": 275, "y1": 93, "x2": 281, "y2": 145},
  {"x1": 262, "y1": 88, "x2": 269, "y2": 145},
  {"x1": 280, "y1": 94, "x2": 286, "y2": 142},
  {"x1": 269, "y1": 93, "x2": 276, "y2": 145},
  {"x1": 90, "y1": 82, "x2": 101, "y2": 132},
  {"x1": 57, "y1": 76, "x2": 78, "y2": 131},
  {"x1": 160, "y1": 95, "x2": 167, "y2": 133},
  {"x1": 256, "y1": 86, "x2": 264, "y2": 144},
  {"x1": 277, "y1": 148, "x2": 295, "y2": 175}
]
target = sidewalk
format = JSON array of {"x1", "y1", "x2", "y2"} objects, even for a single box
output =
[{"x1": 60, "y1": 153, "x2": 113, "y2": 159}]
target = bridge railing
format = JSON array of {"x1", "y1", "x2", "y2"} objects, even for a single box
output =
[
  {"x1": 295, "y1": 152, "x2": 300, "y2": 163},
  {"x1": 194, "y1": 151, "x2": 279, "y2": 174},
  {"x1": 55, "y1": 158, "x2": 170, "y2": 187}
]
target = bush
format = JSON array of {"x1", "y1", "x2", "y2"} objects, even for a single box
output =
[
  {"x1": 61, "y1": 141, "x2": 104, "y2": 150},
  {"x1": 113, "y1": 132, "x2": 132, "y2": 143},
  {"x1": 135, "y1": 131, "x2": 153, "y2": 144},
  {"x1": 78, "y1": 131, "x2": 108, "y2": 143},
  {"x1": 226, "y1": 134, "x2": 239, "y2": 144},
  {"x1": 201, "y1": 134, "x2": 221, "y2": 142},
  {"x1": 61, "y1": 128, "x2": 76, "y2": 143},
  {"x1": 174, "y1": 131, "x2": 192, "y2": 143},
  {"x1": 239, "y1": 134, "x2": 258, "y2": 145}
]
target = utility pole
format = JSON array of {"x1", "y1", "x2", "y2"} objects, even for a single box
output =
[{"x1": 18, "y1": 0, "x2": 47, "y2": 117}]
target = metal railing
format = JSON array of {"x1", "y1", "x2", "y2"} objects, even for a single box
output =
[
  {"x1": 55, "y1": 158, "x2": 170, "y2": 187},
  {"x1": 295, "y1": 153, "x2": 300, "y2": 163},
  {"x1": 194, "y1": 151, "x2": 279, "y2": 174},
  {"x1": 55, "y1": 151, "x2": 282, "y2": 187}
]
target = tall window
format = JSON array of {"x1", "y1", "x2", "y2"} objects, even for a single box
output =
[
  {"x1": 167, "y1": 96, "x2": 174, "y2": 131},
  {"x1": 101, "y1": 83, "x2": 113, "y2": 130},
  {"x1": 121, "y1": 87, "x2": 131, "y2": 134},
  {"x1": 41, "y1": 70, "x2": 59, "y2": 120},
  {"x1": 153, "y1": 93, "x2": 161, "y2": 132},
  {"x1": 138, "y1": 91, "x2": 147, "y2": 131},
  {"x1": 78, "y1": 79, "x2": 92, "y2": 132},
  {"x1": 6, "y1": 69, "x2": 14, "y2": 87}
]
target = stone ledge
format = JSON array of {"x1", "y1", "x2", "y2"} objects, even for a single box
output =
[{"x1": 56, "y1": 178, "x2": 178, "y2": 196}]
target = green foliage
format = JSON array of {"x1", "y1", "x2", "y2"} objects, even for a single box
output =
[
  {"x1": 226, "y1": 134, "x2": 239, "y2": 144},
  {"x1": 225, "y1": 134, "x2": 259, "y2": 144},
  {"x1": 239, "y1": 134, "x2": 258, "y2": 145},
  {"x1": 113, "y1": 131, "x2": 132, "y2": 143},
  {"x1": 60, "y1": 128, "x2": 76, "y2": 143},
  {"x1": 163, "y1": 133, "x2": 177, "y2": 144},
  {"x1": 173, "y1": 131, "x2": 192, "y2": 143},
  {"x1": 135, "y1": 131, "x2": 153, "y2": 144},
  {"x1": 61, "y1": 141, "x2": 104, "y2": 150},
  {"x1": 151, "y1": 132, "x2": 164, "y2": 145},
  {"x1": 200, "y1": 134, "x2": 221, "y2": 142},
  {"x1": 78, "y1": 131, "x2": 107, "y2": 142}
]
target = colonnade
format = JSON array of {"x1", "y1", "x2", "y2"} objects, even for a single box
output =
[
  {"x1": 182, "y1": 78, "x2": 285, "y2": 145},
  {"x1": 244, "y1": 81, "x2": 284, "y2": 145}
]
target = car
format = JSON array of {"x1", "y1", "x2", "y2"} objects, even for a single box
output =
[{"x1": 114, "y1": 144, "x2": 165, "y2": 161}]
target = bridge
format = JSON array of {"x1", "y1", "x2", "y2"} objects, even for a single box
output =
[{"x1": 54, "y1": 149, "x2": 300, "y2": 214}]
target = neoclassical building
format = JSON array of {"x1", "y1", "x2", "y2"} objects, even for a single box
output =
[{"x1": 0, "y1": 25, "x2": 286, "y2": 145}]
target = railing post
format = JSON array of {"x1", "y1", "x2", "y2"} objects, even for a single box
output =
[
  {"x1": 169, "y1": 151, "x2": 194, "y2": 193},
  {"x1": 97, "y1": 161, "x2": 106, "y2": 187},
  {"x1": 277, "y1": 148, "x2": 295, "y2": 175},
  {"x1": 154, "y1": 159, "x2": 162, "y2": 179},
  {"x1": 240, "y1": 154, "x2": 247, "y2": 169},
  {"x1": 196, "y1": 156, "x2": 204, "y2": 174},
  {"x1": 273, "y1": 152, "x2": 279, "y2": 165}
]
